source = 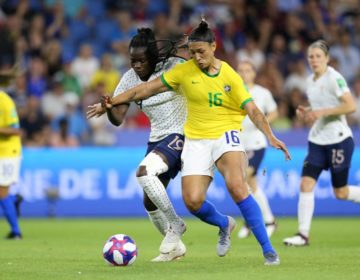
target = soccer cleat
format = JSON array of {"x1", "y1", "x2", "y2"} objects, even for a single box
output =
[
  {"x1": 14, "y1": 194, "x2": 23, "y2": 217},
  {"x1": 264, "y1": 252, "x2": 280, "y2": 265},
  {"x1": 217, "y1": 216, "x2": 236, "y2": 257},
  {"x1": 237, "y1": 224, "x2": 251, "y2": 239},
  {"x1": 283, "y1": 233, "x2": 309, "y2": 247},
  {"x1": 5, "y1": 232, "x2": 22, "y2": 240},
  {"x1": 152, "y1": 240, "x2": 186, "y2": 262},
  {"x1": 265, "y1": 221, "x2": 278, "y2": 238},
  {"x1": 159, "y1": 219, "x2": 186, "y2": 254}
]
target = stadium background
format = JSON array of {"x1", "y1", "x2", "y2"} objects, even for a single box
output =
[{"x1": 1, "y1": 0, "x2": 359, "y2": 217}]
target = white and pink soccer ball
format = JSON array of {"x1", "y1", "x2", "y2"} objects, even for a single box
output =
[{"x1": 102, "y1": 234, "x2": 137, "y2": 266}]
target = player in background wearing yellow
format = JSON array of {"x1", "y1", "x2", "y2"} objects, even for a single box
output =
[
  {"x1": 237, "y1": 61, "x2": 279, "y2": 239},
  {"x1": 88, "y1": 20, "x2": 291, "y2": 265},
  {"x1": 0, "y1": 75, "x2": 23, "y2": 240},
  {"x1": 283, "y1": 40, "x2": 359, "y2": 246}
]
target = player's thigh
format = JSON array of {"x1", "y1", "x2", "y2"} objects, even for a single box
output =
[
  {"x1": 216, "y1": 151, "x2": 247, "y2": 182},
  {"x1": 216, "y1": 151, "x2": 249, "y2": 199}
]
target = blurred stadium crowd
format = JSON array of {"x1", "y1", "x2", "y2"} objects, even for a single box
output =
[{"x1": 0, "y1": 0, "x2": 359, "y2": 147}]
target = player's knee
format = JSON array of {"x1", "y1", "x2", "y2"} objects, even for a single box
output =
[
  {"x1": 0, "y1": 187, "x2": 9, "y2": 199},
  {"x1": 137, "y1": 152, "x2": 169, "y2": 177},
  {"x1": 183, "y1": 194, "x2": 203, "y2": 212},
  {"x1": 136, "y1": 165, "x2": 147, "y2": 177},
  {"x1": 300, "y1": 177, "x2": 316, "y2": 192},
  {"x1": 226, "y1": 178, "x2": 248, "y2": 200},
  {"x1": 333, "y1": 187, "x2": 348, "y2": 200}
]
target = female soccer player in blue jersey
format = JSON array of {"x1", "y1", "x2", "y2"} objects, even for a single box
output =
[
  {"x1": 283, "y1": 40, "x2": 359, "y2": 246},
  {"x1": 100, "y1": 28, "x2": 188, "y2": 262},
  {"x1": 88, "y1": 20, "x2": 291, "y2": 265}
]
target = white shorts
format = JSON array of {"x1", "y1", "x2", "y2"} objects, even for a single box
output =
[
  {"x1": 0, "y1": 157, "x2": 21, "y2": 186},
  {"x1": 181, "y1": 130, "x2": 246, "y2": 177}
]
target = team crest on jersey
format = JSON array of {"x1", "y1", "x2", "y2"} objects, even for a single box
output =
[
  {"x1": 336, "y1": 78, "x2": 346, "y2": 89},
  {"x1": 224, "y1": 85, "x2": 231, "y2": 94}
]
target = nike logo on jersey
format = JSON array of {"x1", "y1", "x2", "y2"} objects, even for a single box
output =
[{"x1": 191, "y1": 81, "x2": 200, "y2": 84}]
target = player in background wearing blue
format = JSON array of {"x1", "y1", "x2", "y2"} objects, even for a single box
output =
[
  {"x1": 88, "y1": 20, "x2": 291, "y2": 265},
  {"x1": 100, "y1": 28, "x2": 188, "y2": 261},
  {"x1": 236, "y1": 61, "x2": 278, "y2": 239},
  {"x1": 0, "y1": 71, "x2": 23, "y2": 240},
  {"x1": 283, "y1": 40, "x2": 359, "y2": 246}
]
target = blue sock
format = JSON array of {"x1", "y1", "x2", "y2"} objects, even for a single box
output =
[
  {"x1": 0, "y1": 195, "x2": 21, "y2": 235},
  {"x1": 9, "y1": 194, "x2": 17, "y2": 203},
  {"x1": 237, "y1": 195, "x2": 274, "y2": 255},
  {"x1": 191, "y1": 200, "x2": 228, "y2": 229}
]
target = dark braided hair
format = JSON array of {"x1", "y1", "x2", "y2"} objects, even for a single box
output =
[
  {"x1": 129, "y1": 28, "x2": 159, "y2": 71},
  {"x1": 188, "y1": 19, "x2": 215, "y2": 43},
  {"x1": 129, "y1": 28, "x2": 187, "y2": 72}
]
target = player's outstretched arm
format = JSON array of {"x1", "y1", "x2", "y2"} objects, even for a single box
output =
[
  {"x1": 0, "y1": 127, "x2": 21, "y2": 136},
  {"x1": 245, "y1": 100, "x2": 291, "y2": 161},
  {"x1": 86, "y1": 77, "x2": 168, "y2": 119},
  {"x1": 110, "y1": 77, "x2": 168, "y2": 106}
]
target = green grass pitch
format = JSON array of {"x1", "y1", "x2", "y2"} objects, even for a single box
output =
[{"x1": 0, "y1": 217, "x2": 359, "y2": 280}]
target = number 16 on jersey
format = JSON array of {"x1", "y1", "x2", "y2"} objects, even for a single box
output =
[{"x1": 225, "y1": 130, "x2": 240, "y2": 145}]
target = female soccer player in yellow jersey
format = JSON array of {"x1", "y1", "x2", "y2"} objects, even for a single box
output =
[
  {"x1": 87, "y1": 20, "x2": 291, "y2": 265},
  {"x1": 0, "y1": 90, "x2": 22, "y2": 239}
]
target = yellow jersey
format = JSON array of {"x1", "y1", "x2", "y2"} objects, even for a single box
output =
[
  {"x1": 0, "y1": 91, "x2": 21, "y2": 158},
  {"x1": 90, "y1": 70, "x2": 121, "y2": 94},
  {"x1": 161, "y1": 59, "x2": 252, "y2": 139}
]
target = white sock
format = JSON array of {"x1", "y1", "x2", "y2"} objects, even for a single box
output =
[
  {"x1": 298, "y1": 192, "x2": 315, "y2": 237},
  {"x1": 137, "y1": 175, "x2": 181, "y2": 227},
  {"x1": 253, "y1": 188, "x2": 275, "y2": 224},
  {"x1": 347, "y1": 186, "x2": 360, "y2": 203},
  {"x1": 147, "y1": 209, "x2": 169, "y2": 236}
]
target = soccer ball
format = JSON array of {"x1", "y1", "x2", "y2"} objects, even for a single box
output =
[{"x1": 102, "y1": 234, "x2": 137, "y2": 266}]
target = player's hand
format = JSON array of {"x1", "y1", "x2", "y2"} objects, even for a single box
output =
[
  {"x1": 305, "y1": 110, "x2": 323, "y2": 122},
  {"x1": 296, "y1": 105, "x2": 307, "y2": 120},
  {"x1": 86, "y1": 103, "x2": 106, "y2": 119},
  {"x1": 269, "y1": 136, "x2": 291, "y2": 161},
  {"x1": 101, "y1": 95, "x2": 113, "y2": 109}
]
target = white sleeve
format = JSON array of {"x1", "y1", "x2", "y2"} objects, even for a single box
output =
[
  {"x1": 263, "y1": 89, "x2": 277, "y2": 113},
  {"x1": 112, "y1": 71, "x2": 134, "y2": 97},
  {"x1": 332, "y1": 71, "x2": 350, "y2": 98}
]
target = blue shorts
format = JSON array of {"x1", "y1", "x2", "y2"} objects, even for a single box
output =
[
  {"x1": 145, "y1": 133, "x2": 184, "y2": 179},
  {"x1": 246, "y1": 148, "x2": 265, "y2": 175},
  {"x1": 303, "y1": 137, "x2": 354, "y2": 173}
]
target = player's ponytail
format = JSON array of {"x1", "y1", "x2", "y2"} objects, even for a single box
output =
[
  {"x1": 129, "y1": 28, "x2": 187, "y2": 72},
  {"x1": 156, "y1": 33, "x2": 188, "y2": 69},
  {"x1": 188, "y1": 18, "x2": 215, "y2": 43}
]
